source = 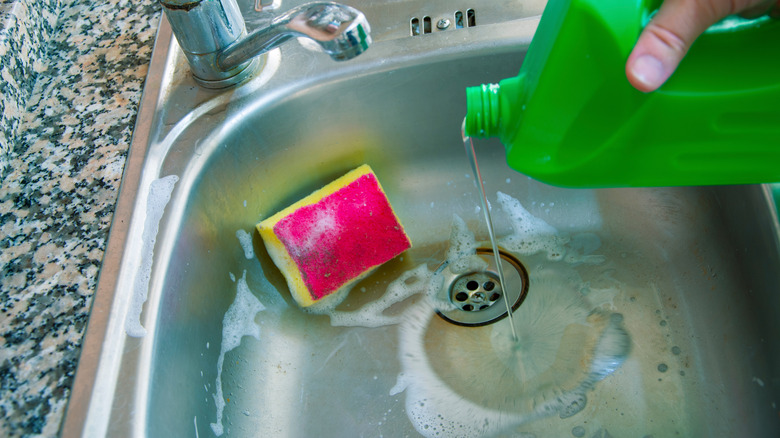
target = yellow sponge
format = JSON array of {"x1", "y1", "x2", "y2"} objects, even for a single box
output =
[{"x1": 257, "y1": 165, "x2": 412, "y2": 307}]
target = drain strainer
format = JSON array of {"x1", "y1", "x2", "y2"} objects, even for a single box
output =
[{"x1": 435, "y1": 248, "x2": 529, "y2": 326}]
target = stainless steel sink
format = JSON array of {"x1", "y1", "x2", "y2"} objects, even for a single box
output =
[{"x1": 63, "y1": 0, "x2": 780, "y2": 436}]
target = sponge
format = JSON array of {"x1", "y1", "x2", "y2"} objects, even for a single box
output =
[{"x1": 257, "y1": 165, "x2": 412, "y2": 307}]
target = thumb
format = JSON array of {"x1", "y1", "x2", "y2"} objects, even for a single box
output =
[{"x1": 626, "y1": 0, "x2": 728, "y2": 92}]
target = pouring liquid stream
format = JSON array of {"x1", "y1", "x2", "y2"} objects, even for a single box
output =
[{"x1": 462, "y1": 121, "x2": 519, "y2": 342}]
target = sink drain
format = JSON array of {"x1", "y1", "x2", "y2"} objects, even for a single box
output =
[{"x1": 435, "y1": 248, "x2": 529, "y2": 326}]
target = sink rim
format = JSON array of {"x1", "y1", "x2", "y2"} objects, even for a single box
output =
[{"x1": 59, "y1": 20, "x2": 175, "y2": 438}]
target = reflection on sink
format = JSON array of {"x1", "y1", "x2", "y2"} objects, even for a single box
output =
[{"x1": 63, "y1": 3, "x2": 780, "y2": 437}]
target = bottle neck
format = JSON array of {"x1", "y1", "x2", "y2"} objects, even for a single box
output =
[
  {"x1": 465, "y1": 76, "x2": 524, "y2": 140},
  {"x1": 465, "y1": 83, "x2": 501, "y2": 138}
]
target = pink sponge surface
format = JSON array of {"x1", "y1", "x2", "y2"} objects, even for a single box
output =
[{"x1": 259, "y1": 165, "x2": 411, "y2": 306}]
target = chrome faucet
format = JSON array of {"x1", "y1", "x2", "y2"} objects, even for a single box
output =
[{"x1": 160, "y1": 0, "x2": 372, "y2": 88}]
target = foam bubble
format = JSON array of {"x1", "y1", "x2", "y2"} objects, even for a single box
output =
[
  {"x1": 323, "y1": 264, "x2": 433, "y2": 327},
  {"x1": 125, "y1": 174, "x2": 178, "y2": 338},
  {"x1": 495, "y1": 192, "x2": 607, "y2": 265},
  {"x1": 210, "y1": 271, "x2": 266, "y2": 436},
  {"x1": 446, "y1": 214, "x2": 487, "y2": 274},
  {"x1": 389, "y1": 372, "x2": 411, "y2": 396},
  {"x1": 236, "y1": 229, "x2": 255, "y2": 259},
  {"x1": 496, "y1": 191, "x2": 567, "y2": 260},
  {"x1": 289, "y1": 205, "x2": 339, "y2": 258}
]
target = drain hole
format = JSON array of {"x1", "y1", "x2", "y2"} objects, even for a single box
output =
[{"x1": 435, "y1": 248, "x2": 529, "y2": 327}]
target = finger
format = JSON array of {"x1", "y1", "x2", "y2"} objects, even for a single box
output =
[
  {"x1": 740, "y1": 0, "x2": 779, "y2": 18},
  {"x1": 626, "y1": 0, "x2": 733, "y2": 92},
  {"x1": 768, "y1": 0, "x2": 780, "y2": 18}
]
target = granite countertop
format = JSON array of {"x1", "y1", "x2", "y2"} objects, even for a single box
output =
[{"x1": 0, "y1": 0, "x2": 161, "y2": 435}]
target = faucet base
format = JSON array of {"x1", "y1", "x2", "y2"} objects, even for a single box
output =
[{"x1": 193, "y1": 55, "x2": 264, "y2": 89}]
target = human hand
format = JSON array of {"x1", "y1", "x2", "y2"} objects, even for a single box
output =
[{"x1": 626, "y1": 0, "x2": 780, "y2": 92}]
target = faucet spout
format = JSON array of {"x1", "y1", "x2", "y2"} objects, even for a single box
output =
[
  {"x1": 219, "y1": 3, "x2": 371, "y2": 72},
  {"x1": 160, "y1": 0, "x2": 372, "y2": 89}
]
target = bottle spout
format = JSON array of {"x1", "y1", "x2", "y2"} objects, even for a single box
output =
[{"x1": 465, "y1": 83, "x2": 501, "y2": 138}]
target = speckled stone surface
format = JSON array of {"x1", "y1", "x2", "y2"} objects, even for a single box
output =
[
  {"x1": 0, "y1": 0, "x2": 161, "y2": 435},
  {"x1": 0, "y1": 0, "x2": 61, "y2": 177}
]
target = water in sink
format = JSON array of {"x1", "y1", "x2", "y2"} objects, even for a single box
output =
[
  {"x1": 214, "y1": 183, "x2": 638, "y2": 437},
  {"x1": 384, "y1": 193, "x2": 631, "y2": 436}
]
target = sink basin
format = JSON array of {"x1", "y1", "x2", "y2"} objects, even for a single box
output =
[{"x1": 63, "y1": 1, "x2": 780, "y2": 436}]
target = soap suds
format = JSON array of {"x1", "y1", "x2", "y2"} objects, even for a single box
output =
[
  {"x1": 306, "y1": 212, "x2": 486, "y2": 326},
  {"x1": 394, "y1": 301, "x2": 532, "y2": 436},
  {"x1": 495, "y1": 192, "x2": 605, "y2": 265},
  {"x1": 386, "y1": 192, "x2": 626, "y2": 437},
  {"x1": 315, "y1": 264, "x2": 433, "y2": 327},
  {"x1": 210, "y1": 271, "x2": 266, "y2": 436},
  {"x1": 496, "y1": 191, "x2": 567, "y2": 260},
  {"x1": 243, "y1": 189, "x2": 619, "y2": 436},
  {"x1": 394, "y1": 268, "x2": 629, "y2": 437},
  {"x1": 125, "y1": 175, "x2": 178, "y2": 338},
  {"x1": 445, "y1": 214, "x2": 488, "y2": 274},
  {"x1": 236, "y1": 229, "x2": 255, "y2": 259},
  {"x1": 291, "y1": 205, "x2": 339, "y2": 259}
]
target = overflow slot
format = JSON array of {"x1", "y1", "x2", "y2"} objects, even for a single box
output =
[
  {"x1": 423, "y1": 16, "x2": 432, "y2": 34},
  {"x1": 409, "y1": 8, "x2": 477, "y2": 36},
  {"x1": 410, "y1": 17, "x2": 420, "y2": 36},
  {"x1": 467, "y1": 8, "x2": 476, "y2": 27},
  {"x1": 455, "y1": 11, "x2": 464, "y2": 28}
]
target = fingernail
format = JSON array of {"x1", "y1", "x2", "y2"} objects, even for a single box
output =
[{"x1": 631, "y1": 54, "x2": 667, "y2": 90}]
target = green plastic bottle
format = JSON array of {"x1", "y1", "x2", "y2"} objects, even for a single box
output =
[{"x1": 465, "y1": 0, "x2": 780, "y2": 188}]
